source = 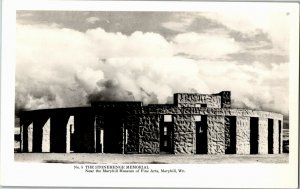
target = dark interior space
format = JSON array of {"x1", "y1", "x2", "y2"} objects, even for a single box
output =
[
  {"x1": 32, "y1": 115, "x2": 49, "y2": 152},
  {"x1": 250, "y1": 117, "x2": 259, "y2": 154},
  {"x1": 73, "y1": 111, "x2": 95, "y2": 153},
  {"x1": 196, "y1": 115, "x2": 208, "y2": 154},
  {"x1": 50, "y1": 113, "x2": 69, "y2": 153},
  {"x1": 103, "y1": 110, "x2": 124, "y2": 153},
  {"x1": 268, "y1": 119, "x2": 274, "y2": 154}
]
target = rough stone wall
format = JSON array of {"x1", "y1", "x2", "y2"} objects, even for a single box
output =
[
  {"x1": 173, "y1": 115, "x2": 194, "y2": 154},
  {"x1": 236, "y1": 116, "x2": 250, "y2": 154},
  {"x1": 127, "y1": 107, "x2": 283, "y2": 120},
  {"x1": 20, "y1": 99, "x2": 284, "y2": 155},
  {"x1": 207, "y1": 116, "x2": 225, "y2": 154},
  {"x1": 258, "y1": 118, "x2": 268, "y2": 154},
  {"x1": 224, "y1": 117, "x2": 231, "y2": 152},
  {"x1": 20, "y1": 124, "x2": 23, "y2": 152},
  {"x1": 139, "y1": 115, "x2": 160, "y2": 154},
  {"x1": 273, "y1": 119, "x2": 279, "y2": 154},
  {"x1": 279, "y1": 120, "x2": 283, "y2": 153},
  {"x1": 217, "y1": 91, "x2": 231, "y2": 108},
  {"x1": 191, "y1": 116, "x2": 197, "y2": 154},
  {"x1": 175, "y1": 93, "x2": 221, "y2": 108},
  {"x1": 41, "y1": 118, "x2": 50, "y2": 152},
  {"x1": 182, "y1": 108, "x2": 283, "y2": 120}
]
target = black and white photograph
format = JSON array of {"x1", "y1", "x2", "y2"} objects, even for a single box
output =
[{"x1": 1, "y1": 1, "x2": 299, "y2": 188}]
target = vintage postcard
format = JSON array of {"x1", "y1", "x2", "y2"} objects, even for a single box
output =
[{"x1": 1, "y1": 1, "x2": 299, "y2": 188}]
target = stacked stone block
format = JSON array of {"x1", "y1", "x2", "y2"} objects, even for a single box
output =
[
  {"x1": 207, "y1": 116, "x2": 225, "y2": 154},
  {"x1": 224, "y1": 117, "x2": 231, "y2": 152},
  {"x1": 236, "y1": 117, "x2": 250, "y2": 154},
  {"x1": 173, "y1": 115, "x2": 194, "y2": 154},
  {"x1": 273, "y1": 120, "x2": 279, "y2": 154},
  {"x1": 41, "y1": 118, "x2": 50, "y2": 152},
  {"x1": 175, "y1": 93, "x2": 221, "y2": 108},
  {"x1": 258, "y1": 118, "x2": 268, "y2": 154},
  {"x1": 139, "y1": 115, "x2": 160, "y2": 154}
]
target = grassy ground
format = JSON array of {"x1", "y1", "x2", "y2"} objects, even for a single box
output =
[{"x1": 15, "y1": 153, "x2": 289, "y2": 164}]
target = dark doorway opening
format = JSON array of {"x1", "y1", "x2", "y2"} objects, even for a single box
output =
[
  {"x1": 50, "y1": 114, "x2": 69, "y2": 153},
  {"x1": 250, "y1": 117, "x2": 259, "y2": 154},
  {"x1": 268, "y1": 119, "x2": 274, "y2": 154},
  {"x1": 32, "y1": 121, "x2": 43, "y2": 152},
  {"x1": 73, "y1": 112, "x2": 95, "y2": 153},
  {"x1": 103, "y1": 111, "x2": 123, "y2": 153},
  {"x1": 225, "y1": 116, "x2": 236, "y2": 154},
  {"x1": 160, "y1": 116, "x2": 174, "y2": 154},
  {"x1": 196, "y1": 115, "x2": 208, "y2": 154},
  {"x1": 32, "y1": 116, "x2": 49, "y2": 152},
  {"x1": 279, "y1": 120, "x2": 282, "y2": 154}
]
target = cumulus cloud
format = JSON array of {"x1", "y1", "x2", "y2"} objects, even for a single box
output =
[
  {"x1": 202, "y1": 9, "x2": 291, "y2": 55},
  {"x1": 16, "y1": 21, "x2": 289, "y2": 116},
  {"x1": 86, "y1": 16, "x2": 100, "y2": 24},
  {"x1": 173, "y1": 32, "x2": 241, "y2": 59}
]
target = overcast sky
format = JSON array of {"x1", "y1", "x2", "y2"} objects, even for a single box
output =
[{"x1": 16, "y1": 9, "x2": 291, "y2": 116}]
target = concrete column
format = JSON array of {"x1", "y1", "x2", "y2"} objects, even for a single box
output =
[
  {"x1": 27, "y1": 123, "x2": 33, "y2": 152},
  {"x1": 273, "y1": 119, "x2": 279, "y2": 154},
  {"x1": 66, "y1": 116, "x2": 74, "y2": 153},
  {"x1": 207, "y1": 116, "x2": 225, "y2": 154},
  {"x1": 236, "y1": 116, "x2": 250, "y2": 154},
  {"x1": 42, "y1": 118, "x2": 50, "y2": 152},
  {"x1": 258, "y1": 118, "x2": 268, "y2": 154}
]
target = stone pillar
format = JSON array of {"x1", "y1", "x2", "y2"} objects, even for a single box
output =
[
  {"x1": 173, "y1": 115, "x2": 194, "y2": 154},
  {"x1": 224, "y1": 117, "x2": 231, "y2": 153},
  {"x1": 273, "y1": 119, "x2": 279, "y2": 154},
  {"x1": 258, "y1": 118, "x2": 268, "y2": 154},
  {"x1": 100, "y1": 129, "x2": 104, "y2": 153},
  {"x1": 27, "y1": 123, "x2": 33, "y2": 152},
  {"x1": 66, "y1": 116, "x2": 74, "y2": 153},
  {"x1": 279, "y1": 120, "x2": 283, "y2": 154},
  {"x1": 224, "y1": 116, "x2": 236, "y2": 154},
  {"x1": 236, "y1": 116, "x2": 250, "y2": 154},
  {"x1": 42, "y1": 118, "x2": 50, "y2": 152},
  {"x1": 139, "y1": 115, "x2": 160, "y2": 154},
  {"x1": 20, "y1": 124, "x2": 24, "y2": 152},
  {"x1": 207, "y1": 116, "x2": 225, "y2": 154}
]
